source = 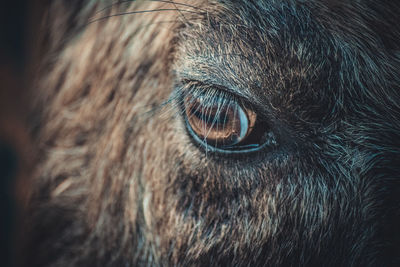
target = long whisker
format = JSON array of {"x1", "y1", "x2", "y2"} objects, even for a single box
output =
[
  {"x1": 87, "y1": 8, "x2": 202, "y2": 25},
  {"x1": 93, "y1": 0, "x2": 205, "y2": 16},
  {"x1": 170, "y1": 0, "x2": 189, "y2": 25}
]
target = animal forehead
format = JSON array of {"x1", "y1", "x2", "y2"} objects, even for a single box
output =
[
  {"x1": 176, "y1": 1, "x2": 339, "y2": 99},
  {"x1": 175, "y1": 0, "x2": 400, "y2": 121}
]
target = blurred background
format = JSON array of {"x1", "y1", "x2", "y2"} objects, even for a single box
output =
[{"x1": 0, "y1": 1, "x2": 40, "y2": 266}]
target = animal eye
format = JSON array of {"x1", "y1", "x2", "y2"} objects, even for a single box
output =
[{"x1": 183, "y1": 89, "x2": 276, "y2": 154}]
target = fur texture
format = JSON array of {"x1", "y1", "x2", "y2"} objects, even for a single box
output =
[{"x1": 20, "y1": 0, "x2": 400, "y2": 266}]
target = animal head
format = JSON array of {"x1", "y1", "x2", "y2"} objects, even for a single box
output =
[{"x1": 17, "y1": 1, "x2": 400, "y2": 266}]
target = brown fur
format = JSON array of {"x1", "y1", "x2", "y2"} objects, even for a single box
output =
[{"x1": 20, "y1": 0, "x2": 400, "y2": 266}]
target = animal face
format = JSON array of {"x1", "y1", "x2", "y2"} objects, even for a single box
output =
[{"x1": 19, "y1": 1, "x2": 400, "y2": 266}]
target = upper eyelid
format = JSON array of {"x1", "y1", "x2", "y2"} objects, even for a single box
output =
[
  {"x1": 176, "y1": 79, "x2": 270, "y2": 119},
  {"x1": 178, "y1": 79, "x2": 247, "y2": 102},
  {"x1": 175, "y1": 66, "x2": 250, "y2": 98}
]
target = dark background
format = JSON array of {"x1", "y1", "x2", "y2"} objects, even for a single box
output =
[{"x1": 0, "y1": 1, "x2": 28, "y2": 267}]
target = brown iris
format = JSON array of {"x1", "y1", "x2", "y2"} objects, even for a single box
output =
[{"x1": 184, "y1": 93, "x2": 257, "y2": 149}]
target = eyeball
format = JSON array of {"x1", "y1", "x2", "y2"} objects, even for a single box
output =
[{"x1": 183, "y1": 89, "x2": 275, "y2": 153}]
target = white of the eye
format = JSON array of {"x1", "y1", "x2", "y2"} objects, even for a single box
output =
[{"x1": 238, "y1": 107, "x2": 249, "y2": 140}]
